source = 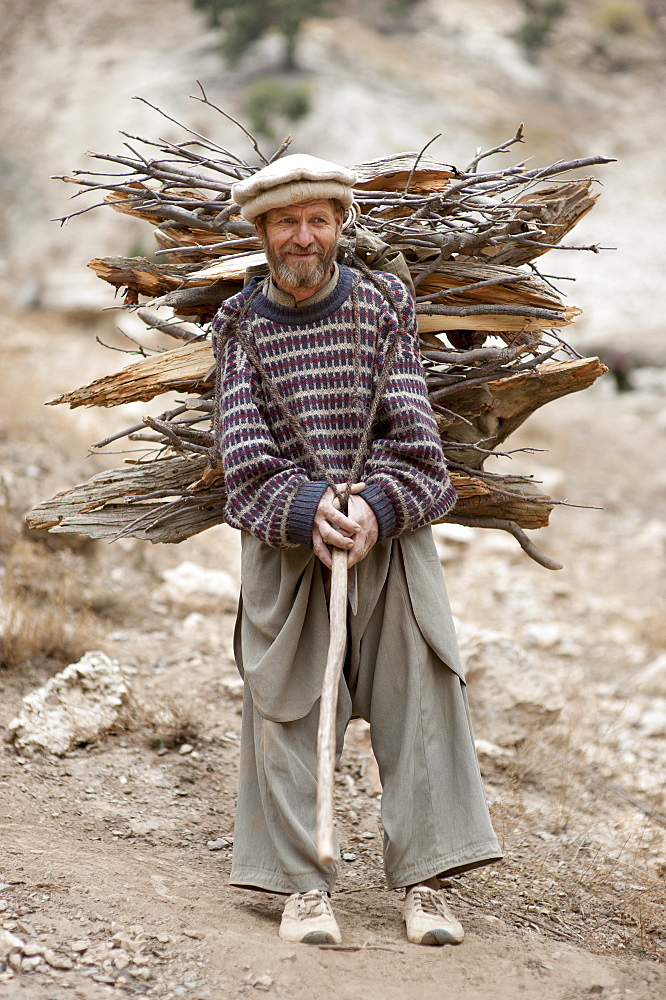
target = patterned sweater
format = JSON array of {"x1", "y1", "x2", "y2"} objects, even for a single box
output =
[{"x1": 211, "y1": 264, "x2": 457, "y2": 549}]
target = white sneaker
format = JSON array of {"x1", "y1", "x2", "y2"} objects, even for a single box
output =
[
  {"x1": 403, "y1": 886, "x2": 464, "y2": 945},
  {"x1": 279, "y1": 890, "x2": 342, "y2": 945}
]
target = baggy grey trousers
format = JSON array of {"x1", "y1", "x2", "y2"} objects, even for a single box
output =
[{"x1": 229, "y1": 527, "x2": 502, "y2": 894}]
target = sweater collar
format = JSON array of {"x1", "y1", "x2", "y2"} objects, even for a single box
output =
[
  {"x1": 248, "y1": 265, "x2": 355, "y2": 326},
  {"x1": 263, "y1": 264, "x2": 340, "y2": 310}
]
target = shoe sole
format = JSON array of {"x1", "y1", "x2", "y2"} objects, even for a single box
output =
[
  {"x1": 300, "y1": 931, "x2": 338, "y2": 944},
  {"x1": 412, "y1": 929, "x2": 464, "y2": 946}
]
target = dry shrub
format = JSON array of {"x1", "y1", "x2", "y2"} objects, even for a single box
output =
[
  {"x1": 121, "y1": 691, "x2": 202, "y2": 749},
  {"x1": 0, "y1": 591, "x2": 96, "y2": 670},
  {"x1": 0, "y1": 537, "x2": 99, "y2": 670},
  {"x1": 593, "y1": 1, "x2": 654, "y2": 36}
]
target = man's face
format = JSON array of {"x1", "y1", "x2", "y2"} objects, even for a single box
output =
[{"x1": 257, "y1": 199, "x2": 343, "y2": 296}]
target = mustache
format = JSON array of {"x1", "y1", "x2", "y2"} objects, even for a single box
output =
[{"x1": 279, "y1": 242, "x2": 325, "y2": 258}]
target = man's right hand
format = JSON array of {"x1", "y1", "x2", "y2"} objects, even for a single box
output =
[{"x1": 312, "y1": 483, "x2": 365, "y2": 570}]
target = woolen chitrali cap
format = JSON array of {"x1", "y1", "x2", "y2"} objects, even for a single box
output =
[{"x1": 231, "y1": 153, "x2": 357, "y2": 223}]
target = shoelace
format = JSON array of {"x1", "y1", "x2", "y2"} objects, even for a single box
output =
[
  {"x1": 297, "y1": 891, "x2": 332, "y2": 918},
  {"x1": 410, "y1": 888, "x2": 452, "y2": 918}
]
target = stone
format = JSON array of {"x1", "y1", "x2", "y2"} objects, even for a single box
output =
[
  {"x1": 153, "y1": 561, "x2": 239, "y2": 612},
  {"x1": 207, "y1": 837, "x2": 232, "y2": 851},
  {"x1": 5, "y1": 651, "x2": 130, "y2": 754},
  {"x1": 22, "y1": 940, "x2": 46, "y2": 957},
  {"x1": 21, "y1": 954, "x2": 42, "y2": 971},
  {"x1": 251, "y1": 973, "x2": 273, "y2": 990},
  {"x1": 635, "y1": 653, "x2": 666, "y2": 697},
  {"x1": 0, "y1": 928, "x2": 25, "y2": 958},
  {"x1": 69, "y1": 940, "x2": 91, "y2": 952},
  {"x1": 474, "y1": 738, "x2": 515, "y2": 761},
  {"x1": 44, "y1": 948, "x2": 75, "y2": 969},
  {"x1": 460, "y1": 629, "x2": 566, "y2": 746},
  {"x1": 637, "y1": 708, "x2": 666, "y2": 737}
]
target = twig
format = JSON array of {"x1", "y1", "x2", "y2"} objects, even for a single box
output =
[
  {"x1": 402, "y1": 133, "x2": 443, "y2": 196},
  {"x1": 190, "y1": 81, "x2": 269, "y2": 166},
  {"x1": 440, "y1": 515, "x2": 563, "y2": 570}
]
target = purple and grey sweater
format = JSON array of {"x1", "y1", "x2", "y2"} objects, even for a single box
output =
[{"x1": 211, "y1": 264, "x2": 457, "y2": 549}]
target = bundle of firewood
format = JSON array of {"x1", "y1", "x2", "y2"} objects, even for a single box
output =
[{"x1": 27, "y1": 90, "x2": 614, "y2": 568}]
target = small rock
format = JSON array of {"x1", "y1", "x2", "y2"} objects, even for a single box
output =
[
  {"x1": 252, "y1": 973, "x2": 273, "y2": 990},
  {"x1": 92, "y1": 972, "x2": 117, "y2": 984},
  {"x1": 155, "y1": 561, "x2": 239, "y2": 612},
  {"x1": 22, "y1": 940, "x2": 46, "y2": 957},
  {"x1": 183, "y1": 929, "x2": 205, "y2": 940},
  {"x1": 156, "y1": 933, "x2": 170, "y2": 944},
  {"x1": 179, "y1": 744, "x2": 194, "y2": 755},
  {"x1": 637, "y1": 709, "x2": 666, "y2": 737},
  {"x1": 21, "y1": 954, "x2": 42, "y2": 971},
  {"x1": 111, "y1": 949, "x2": 131, "y2": 969},
  {"x1": 44, "y1": 948, "x2": 74, "y2": 969},
  {"x1": 474, "y1": 738, "x2": 515, "y2": 762},
  {"x1": 9, "y1": 952, "x2": 23, "y2": 971},
  {"x1": 69, "y1": 940, "x2": 90, "y2": 953},
  {"x1": 0, "y1": 928, "x2": 25, "y2": 958},
  {"x1": 206, "y1": 837, "x2": 232, "y2": 851},
  {"x1": 0, "y1": 969, "x2": 14, "y2": 983},
  {"x1": 341, "y1": 852, "x2": 356, "y2": 862},
  {"x1": 635, "y1": 653, "x2": 666, "y2": 697}
]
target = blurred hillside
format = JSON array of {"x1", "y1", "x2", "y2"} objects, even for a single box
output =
[{"x1": 1, "y1": 0, "x2": 665, "y2": 344}]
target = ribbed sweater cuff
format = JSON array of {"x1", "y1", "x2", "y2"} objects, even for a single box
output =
[
  {"x1": 286, "y1": 480, "x2": 329, "y2": 547},
  {"x1": 360, "y1": 483, "x2": 396, "y2": 543}
]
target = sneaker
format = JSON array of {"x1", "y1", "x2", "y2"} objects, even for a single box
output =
[
  {"x1": 403, "y1": 886, "x2": 464, "y2": 945},
  {"x1": 279, "y1": 890, "x2": 342, "y2": 945}
]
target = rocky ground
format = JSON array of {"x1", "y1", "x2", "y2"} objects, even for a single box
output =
[{"x1": 0, "y1": 306, "x2": 664, "y2": 1000}]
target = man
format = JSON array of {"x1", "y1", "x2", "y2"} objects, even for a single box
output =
[{"x1": 211, "y1": 154, "x2": 501, "y2": 947}]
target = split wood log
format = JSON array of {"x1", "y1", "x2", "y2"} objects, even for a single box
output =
[
  {"x1": 316, "y1": 546, "x2": 349, "y2": 867},
  {"x1": 48, "y1": 341, "x2": 215, "y2": 408},
  {"x1": 25, "y1": 458, "x2": 552, "y2": 543}
]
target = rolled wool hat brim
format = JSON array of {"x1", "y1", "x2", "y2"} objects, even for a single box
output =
[
  {"x1": 236, "y1": 179, "x2": 355, "y2": 222},
  {"x1": 231, "y1": 153, "x2": 357, "y2": 223}
]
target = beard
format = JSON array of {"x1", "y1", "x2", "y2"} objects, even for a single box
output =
[{"x1": 264, "y1": 239, "x2": 338, "y2": 291}]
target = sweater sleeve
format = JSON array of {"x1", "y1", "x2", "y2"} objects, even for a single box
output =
[
  {"x1": 216, "y1": 332, "x2": 322, "y2": 548},
  {"x1": 359, "y1": 278, "x2": 457, "y2": 540},
  {"x1": 212, "y1": 297, "x2": 331, "y2": 548}
]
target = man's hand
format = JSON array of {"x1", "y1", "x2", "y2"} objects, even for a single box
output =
[{"x1": 312, "y1": 483, "x2": 378, "y2": 569}]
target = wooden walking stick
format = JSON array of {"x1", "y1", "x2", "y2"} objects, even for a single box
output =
[{"x1": 316, "y1": 545, "x2": 349, "y2": 866}]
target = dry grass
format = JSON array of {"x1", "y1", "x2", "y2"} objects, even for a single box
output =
[
  {"x1": 120, "y1": 691, "x2": 203, "y2": 749},
  {"x1": 465, "y1": 718, "x2": 666, "y2": 961},
  {"x1": 0, "y1": 593, "x2": 96, "y2": 671},
  {"x1": 0, "y1": 537, "x2": 100, "y2": 670}
]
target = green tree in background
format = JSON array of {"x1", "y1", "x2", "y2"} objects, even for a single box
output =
[
  {"x1": 514, "y1": 0, "x2": 567, "y2": 57},
  {"x1": 194, "y1": 0, "x2": 334, "y2": 70}
]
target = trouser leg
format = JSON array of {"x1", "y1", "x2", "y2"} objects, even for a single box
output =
[
  {"x1": 230, "y1": 679, "x2": 351, "y2": 894},
  {"x1": 350, "y1": 544, "x2": 502, "y2": 889}
]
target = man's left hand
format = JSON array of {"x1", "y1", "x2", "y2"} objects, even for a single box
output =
[{"x1": 344, "y1": 493, "x2": 378, "y2": 568}]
